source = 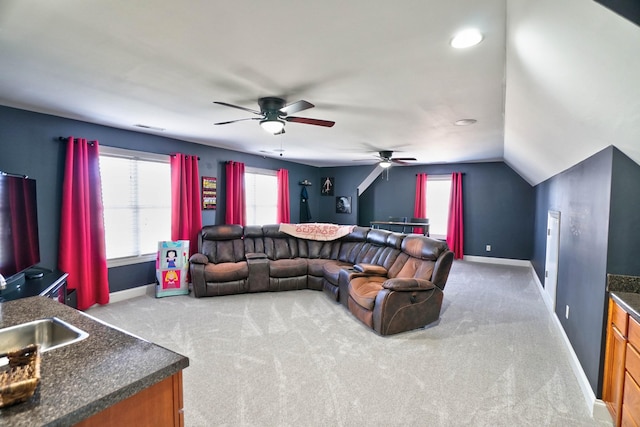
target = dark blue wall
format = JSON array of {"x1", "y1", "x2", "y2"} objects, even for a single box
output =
[
  {"x1": 357, "y1": 162, "x2": 535, "y2": 259},
  {"x1": 608, "y1": 147, "x2": 640, "y2": 275},
  {"x1": 0, "y1": 106, "x2": 320, "y2": 292},
  {"x1": 316, "y1": 165, "x2": 373, "y2": 225},
  {"x1": 532, "y1": 146, "x2": 618, "y2": 396}
]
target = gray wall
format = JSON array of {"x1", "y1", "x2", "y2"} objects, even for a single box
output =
[
  {"x1": 530, "y1": 146, "x2": 640, "y2": 396},
  {"x1": 357, "y1": 162, "x2": 535, "y2": 259},
  {"x1": 607, "y1": 147, "x2": 640, "y2": 275}
]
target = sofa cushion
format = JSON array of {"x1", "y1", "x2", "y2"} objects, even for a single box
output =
[
  {"x1": 348, "y1": 276, "x2": 386, "y2": 310},
  {"x1": 269, "y1": 258, "x2": 307, "y2": 278},
  {"x1": 401, "y1": 235, "x2": 447, "y2": 260},
  {"x1": 395, "y1": 257, "x2": 435, "y2": 280},
  {"x1": 306, "y1": 240, "x2": 335, "y2": 259},
  {"x1": 243, "y1": 225, "x2": 265, "y2": 253},
  {"x1": 204, "y1": 262, "x2": 249, "y2": 282},
  {"x1": 307, "y1": 258, "x2": 337, "y2": 277}
]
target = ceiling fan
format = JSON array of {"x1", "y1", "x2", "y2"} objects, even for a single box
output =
[
  {"x1": 375, "y1": 150, "x2": 417, "y2": 168},
  {"x1": 213, "y1": 97, "x2": 335, "y2": 135}
]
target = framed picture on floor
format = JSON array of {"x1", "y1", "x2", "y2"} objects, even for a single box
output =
[{"x1": 336, "y1": 196, "x2": 351, "y2": 214}]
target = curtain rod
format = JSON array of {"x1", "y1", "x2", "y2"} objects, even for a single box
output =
[
  {"x1": 171, "y1": 153, "x2": 201, "y2": 160},
  {"x1": 415, "y1": 172, "x2": 465, "y2": 175},
  {"x1": 57, "y1": 136, "x2": 97, "y2": 145},
  {"x1": 58, "y1": 137, "x2": 200, "y2": 160}
]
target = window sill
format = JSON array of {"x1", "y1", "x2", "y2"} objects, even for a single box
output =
[{"x1": 107, "y1": 253, "x2": 156, "y2": 268}]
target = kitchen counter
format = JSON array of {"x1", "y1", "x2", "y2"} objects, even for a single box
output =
[
  {"x1": 608, "y1": 273, "x2": 640, "y2": 324},
  {"x1": 0, "y1": 297, "x2": 189, "y2": 427}
]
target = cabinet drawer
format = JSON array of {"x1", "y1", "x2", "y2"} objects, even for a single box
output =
[
  {"x1": 623, "y1": 372, "x2": 640, "y2": 426},
  {"x1": 613, "y1": 300, "x2": 629, "y2": 336},
  {"x1": 630, "y1": 316, "x2": 640, "y2": 350}
]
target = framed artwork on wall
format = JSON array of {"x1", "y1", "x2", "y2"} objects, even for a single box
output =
[
  {"x1": 202, "y1": 176, "x2": 217, "y2": 210},
  {"x1": 336, "y1": 196, "x2": 351, "y2": 214},
  {"x1": 321, "y1": 177, "x2": 334, "y2": 196}
]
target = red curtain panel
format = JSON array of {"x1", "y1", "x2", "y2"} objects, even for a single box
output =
[
  {"x1": 170, "y1": 153, "x2": 202, "y2": 257},
  {"x1": 58, "y1": 137, "x2": 109, "y2": 310},
  {"x1": 413, "y1": 173, "x2": 427, "y2": 234},
  {"x1": 447, "y1": 172, "x2": 464, "y2": 259},
  {"x1": 277, "y1": 169, "x2": 290, "y2": 223},
  {"x1": 225, "y1": 161, "x2": 246, "y2": 226}
]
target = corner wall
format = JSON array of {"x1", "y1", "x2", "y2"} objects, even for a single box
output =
[
  {"x1": 355, "y1": 162, "x2": 535, "y2": 259},
  {"x1": 532, "y1": 146, "x2": 614, "y2": 396}
]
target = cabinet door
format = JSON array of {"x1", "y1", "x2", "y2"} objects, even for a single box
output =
[
  {"x1": 74, "y1": 371, "x2": 184, "y2": 427},
  {"x1": 623, "y1": 372, "x2": 640, "y2": 427},
  {"x1": 604, "y1": 322, "x2": 628, "y2": 426}
]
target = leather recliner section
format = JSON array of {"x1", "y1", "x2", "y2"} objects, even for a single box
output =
[{"x1": 189, "y1": 224, "x2": 453, "y2": 335}]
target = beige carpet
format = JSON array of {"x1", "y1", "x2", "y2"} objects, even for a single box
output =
[{"x1": 88, "y1": 260, "x2": 610, "y2": 426}]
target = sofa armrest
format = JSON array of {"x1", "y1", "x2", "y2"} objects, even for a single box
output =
[
  {"x1": 353, "y1": 263, "x2": 387, "y2": 276},
  {"x1": 189, "y1": 253, "x2": 209, "y2": 264},
  {"x1": 382, "y1": 278, "x2": 435, "y2": 292}
]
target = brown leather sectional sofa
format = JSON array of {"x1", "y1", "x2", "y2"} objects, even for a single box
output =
[{"x1": 189, "y1": 224, "x2": 454, "y2": 335}]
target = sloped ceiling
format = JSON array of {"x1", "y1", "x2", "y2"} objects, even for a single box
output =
[
  {"x1": 0, "y1": 0, "x2": 638, "y2": 186},
  {"x1": 504, "y1": 0, "x2": 640, "y2": 185}
]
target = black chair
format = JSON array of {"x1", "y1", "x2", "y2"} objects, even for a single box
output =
[
  {"x1": 387, "y1": 216, "x2": 407, "y2": 233},
  {"x1": 408, "y1": 217, "x2": 429, "y2": 235}
]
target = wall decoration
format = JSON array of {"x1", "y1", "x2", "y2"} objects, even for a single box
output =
[
  {"x1": 336, "y1": 196, "x2": 351, "y2": 214},
  {"x1": 321, "y1": 176, "x2": 334, "y2": 196},
  {"x1": 202, "y1": 176, "x2": 217, "y2": 210}
]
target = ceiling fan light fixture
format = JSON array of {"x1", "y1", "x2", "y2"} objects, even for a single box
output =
[
  {"x1": 451, "y1": 29, "x2": 483, "y2": 49},
  {"x1": 260, "y1": 119, "x2": 285, "y2": 134},
  {"x1": 380, "y1": 160, "x2": 392, "y2": 169}
]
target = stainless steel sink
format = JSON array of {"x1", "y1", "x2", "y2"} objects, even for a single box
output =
[{"x1": 0, "y1": 317, "x2": 88, "y2": 359}]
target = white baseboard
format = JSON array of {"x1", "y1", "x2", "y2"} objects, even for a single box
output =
[
  {"x1": 529, "y1": 268, "x2": 613, "y2": 425},
  {"x1": 463, "y1": 255, "x2": 531, "y2": 267},
  {"x1": 108, "y1": 283, "x2": 155, "y2": 303}
]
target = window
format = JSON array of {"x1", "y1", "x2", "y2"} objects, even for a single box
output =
[
  {"x1": 426, "y1": 175, "x2": 452, "y2": 238},
  {"x1": 245, "y1": 167, "x2": 277, "y2": 225},
  {"x1": 99, "y1": 146, "x2": 171, "y2": 266}
]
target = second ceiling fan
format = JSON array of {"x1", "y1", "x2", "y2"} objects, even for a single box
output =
[
  {"x1": 375, "y1": 150, "x2": 417, "y2": 168},
  {"x1": 214, "y1": 97, "x2": 335, "y2": 135}
]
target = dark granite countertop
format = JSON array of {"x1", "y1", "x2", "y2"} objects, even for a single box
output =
[
  {"x1": 0, "y1": 297, "x2": 189, "y2": 427},
  {"x1": 608, "y1": 274, "x2": 640, "y2": 323}
]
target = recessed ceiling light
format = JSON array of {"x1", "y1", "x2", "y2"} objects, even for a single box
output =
[
  {"x1": 451, "y1": 29, "x2": 483, "y2": 49},
  {"x1": 454, "y1": 119, "x2": 477, "y2": 126}
]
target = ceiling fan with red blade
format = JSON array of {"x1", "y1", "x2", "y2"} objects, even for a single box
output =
[{"x1": 213, "y1": 97, "x2": 335, "y2": 135}]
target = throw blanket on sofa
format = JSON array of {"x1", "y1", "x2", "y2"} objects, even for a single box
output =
[{"x1": 279, "y1": 223, "x2": 356, "y2": 241}]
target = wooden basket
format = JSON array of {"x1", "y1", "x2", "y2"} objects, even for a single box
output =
[{"x1": 0, "y1": 344, "x2": 41, "y2": 408}]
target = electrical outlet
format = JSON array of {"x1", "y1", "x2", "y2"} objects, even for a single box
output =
[
  {"x1": 485, "y1": 244, "x2": 491, "y2": 252},
  {"x1": 565, "y1": 305, "x2": 570, "y2": 319}
]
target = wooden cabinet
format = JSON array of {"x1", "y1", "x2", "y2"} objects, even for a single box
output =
[
  {"x1": 74, "y1": 371, "x2": 184, "y2": 427},
  {"x1": 604, "y1": 297, "x2": 640, "y2": 427}
]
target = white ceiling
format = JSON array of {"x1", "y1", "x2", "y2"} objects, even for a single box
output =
[{"x1": 0, "y1": 0, "x2": 638, "y2": 185}]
